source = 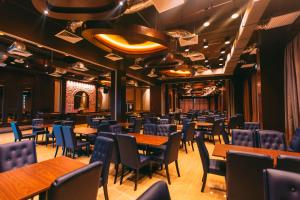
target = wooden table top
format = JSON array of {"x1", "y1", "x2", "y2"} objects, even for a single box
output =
[
  {"x1": 32, "y1": 124, "x2": 53, "y2": 129},
  {"x1": 212, "y1": 144, "x2": 300, "y2": 165},
  {"x1": 128, "y1": 133, "x2": 168, "y2": 146},
  {"x1": 74, "y1": 127, "x2": 97, "y2": 135},
  {"x1": 177, "y1": 121, "x2": 213, "y2": 130},
  {"x1": 119, "y1": 122, "x2": 134, "y2": 128},
  {"x1": 0, "y1": 156, "x2": 86, "y2": 200}
]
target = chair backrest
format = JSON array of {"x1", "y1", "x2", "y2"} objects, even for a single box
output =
[
  {"x1": 263, "y1": 169, "x2": 300, "y2": 200},
  {"x1": 143, "y1": 123, "x2": 157, "y2": 135},
  {"x1": 97, "y1": 122, "x2": 110, "y2": 133},
  {"x1": 159, "y1": 119, "x2": 169, "y2": 124},
  {"x1": 47, "y1": 161, "x2": 102, "y2": 200},
  {"x1": 289, "y1": 128, "x2": 300, "y2": 152},
  {"x1": 182, "y1": 118, "x2": 192, "y2": 126},
  {"x1": 99, "y1": 132, "x2": 120, "y2": 164},
  {"x1": 137, "y1": 181, "x2": 171, "y2": 200},
  {"x1": 226, "y1": 151, "x2": 273, "y2": 200},
  {"x1": 89, "y1": 136, "x2": 113, "y2": 185},
  {"x1": 232, "y1": 129, "x2": 256, "y2": 147},
  {"x1": 228, "y1": 116, "x2": 238, "y2": 129},
  {"x1": 244, "y1": 122, "x2": 260, "y2": 131},
  {"x1": 61, "y1": 126, "x2": 76, "y2": 149},
  {"x1": 221, "y1": 128, "x2": 230, "y2": 144},
  {"x1": 149, "y1": 117, "x2": 159, "y2": 124},
  {"x1": 53, "y1": 125, "x2": 64, "y2": 146},
  {"x1": 235, "y1": 114, "x2": 244, "y2": 128},
  {"x1": 133, "y1": 118, "x2": 143, "y2": 133},
  {"x1": 32, "y1": 118, "x2": 44, "y2": 127},
  {"x1": 212, "y1": 119, "x2": 225, "y2": 136},
  {"x1": 10, "y1": 122, "x2": 22, "y2": 140},
  {"x1": 117, "y1": 134, "x2": 140, "y2": 168},
  {"x1": 109, "y1": 124, "x2": 123, "y2": 134},
  {"x1": 195, "y1": 134, "x2": 209, "y2": 173},
  {"x1": 0, "y1": 140, "x2": 37, "y2": 172},
  {"x1": 182, "y1": 122, "x2": 195, "y2": 141},
  {"x1": 258, "y1": 130, "x2": 287, "y2": 150},
  {"x1": 157, "y1": 124, "x2": 173, "y2": 136},
  {"x1": 164, "y1": 132, "x2": 181, "y2": 164},
  {"x1": 277, "y1": 155, "x2": 300, "y2": 174}
]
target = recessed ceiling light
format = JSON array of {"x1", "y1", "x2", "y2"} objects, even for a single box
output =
[
  {"x1": 43, "y1": 9, "x2": 49, "y2": 15},
  {"x1": 219, "y1": 63, "x2": 223, "y2": 66},
  {"x1": 204, "y1": 44, "x2": 208, "y2": 49},
  {"x1": 231, "y1": 13, "x2": 239, "y2": 19},
  {"x1": 205, "y1": 59, "x2": 209, "y2": 63},
  {"x1": 219, "y1": 57, "x2": 224, "y2": 61},
  {"x1": 225, "y1": 37, "x2": 231, "y2": 45},
  {"x1": 185, "y1": 48, "x2": 189, "y2": 52},
  {"x1": 221, "y1": 49, "x2": 226, "y2": 54},
  {"x1": 119, "y1": 1, "x2": 124, "y2": 6},
  {"x1": 44, "y1": 64, "x2": 48, "y2": 67},
  {"x1": 25, "y1": 64, "x2": 29, "y2": 68},
  {"x1": 203, "y1": 21, "x2": 210, "y2": 27}
]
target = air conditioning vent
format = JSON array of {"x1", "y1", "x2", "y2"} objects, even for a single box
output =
[
  {"x1": 129, "y1": 64, "x2": 143, "y2": 70},
  {"x1": 257, "y1": 11, "x2": 300, "y2": 30},
  {"x1": 178, "y1": 35, "x2": 198, "y2": 47},
  {"x1": 105, "y1": 53, "x2": 123, "y2": 61},
  {"x1": 152, "y1": 0, "x2": 184, "y2": 13},
  {"x1": 55, "y1": 30, "x2": 83, "y2": 44},
  {"x1": 7, "y1": 41, "x2": 32, "y2": 57}
]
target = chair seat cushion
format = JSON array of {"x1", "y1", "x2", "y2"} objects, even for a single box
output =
[
  {"x1": 76, "y1": 140, "x2": 90, "y2": 147},
  {"x1": 150, "y1": 152, "x2": 164, "y2": 163},
  {"x1": 140, "y1": 155, "x2": 151, "y2": 164},
  {"x1": 209, "y1": 159, "x2": 226, "y2": 176}
]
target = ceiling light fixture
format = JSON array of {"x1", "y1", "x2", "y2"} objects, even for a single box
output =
[
  {"x1": 0, "y1": 32, "x2": 4, "y2": 36},
  {"x1": 25, "y1": 64, "x2": 29, "y2": 68},
  {"x1": 231, "y1": 12, "x2": 239, "y2": 19},
  {"x1": 43, "y1": 9, "x2": 49, "y2": 15},
  {"x1": 203, "y1": 21, "x2": 210, "y2": 27},
  {"x1": 220, "y1": 49, "x2": 226, "y2": 54},
  {"x1": 225, "y1": 37, "x2": 231, "y2": 45},
  {"x1": 203, "y1": 39, "x2": 209, "y2": 49},
  {"x1": 219, "y1": 57, "x2": 224, "y2": 61},
  {"x1": 185, "y1": 48, "x2": 189, "y2": 52},
  {"x1": 219, "y1": 63, "x2": 223, "y2": 66},
  {"x1": 205, "y1": 59, "x2": 209, "y2": 63},
  {"x1": 119, "y1": 1, "x2": 124, "y2": 6}
]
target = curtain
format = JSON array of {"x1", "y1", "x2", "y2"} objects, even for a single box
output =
[
  {"x1": 243, "y1": 79, "x2": 251, "y2": 121},
  {"x1": 284, "y1": 33, "x2": 300, "y2": 142},
  {"x1": 225, "y1": 80, "x2": 235, "y2": 117},
  {"x1": 251, "y1": 73, "x2": 259, "y2": 122}
]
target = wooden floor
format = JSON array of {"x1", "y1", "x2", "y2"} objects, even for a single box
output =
[{"x1": 0, "y1": 124, "x2": 226, "y2": 200}]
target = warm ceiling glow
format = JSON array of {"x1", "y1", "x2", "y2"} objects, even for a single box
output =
[
  {"x1": 95, "y1": 34, "x2": 166, "y2": 54},
  {"x1": 169, "y1": 70, "x2": 191, "y2": 75}
]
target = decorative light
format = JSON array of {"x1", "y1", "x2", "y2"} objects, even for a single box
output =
[
  {"x1": 43, "y1": 9, "x2": 49, "y2": 15},
  {"x1": 203, "y1": 21, "x2": 210, "y2": 27},
  {"x1": 119, "y1": 1, "x2": 124, "y2": 6},
  {"x1": 203, "y1": 39, "x2": 208, "y2": 49},
  {"x1": 219, "y1": 63, "x2": 223, "y2": 66},
  {"x1": 225, "y1": 37, "x2": 231, "y2": 45},
  {"x1": 205, "y1": 59, "x2": 209, "y2": 63},
  {"x1": 169, "y1": 70, "x2": 191, "y2": 75},
  {"x1": 185, "y1": 48, "x2": 189, "y2": 52},
  {"x1": 25, "y1": 64, "x2": 29, "y2": 68},
  {"x1": 231, "y1": 13, "x2": 239, "y2": 19},
  {"x1": 221, "y1": 49, "x2": 226, "y2": 54},
  {"x1": 219, "y1": 57, "x2": 224, "y2": 61},
  {"x1": 0, "y1": 32, "x2": 4, "y2": 36}
]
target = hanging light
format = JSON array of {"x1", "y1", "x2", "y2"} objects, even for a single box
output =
[
  {"x1": 231, "y1": 12, "x2": 239, "y2": 19},
  {"x1": 203, "y1": 39, "x2": 208, "y2": 49},
  {"x1": 225, "y1": 37, "x2": 231, "y2": 45}
]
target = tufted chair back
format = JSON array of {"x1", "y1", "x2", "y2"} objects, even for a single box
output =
[
  {"x1": 109, "y1": 124, "x2": 123, "y2": 134},
  {"x1": 164, "y1": 132, "x2": 181, "y2": 164},
  {"x1": 61, "y1": 126, "x2": 77, "y2": 150},
  {"x1": 159, "y1": 118, "x2": 169, "y2": 124},
  {"x1": 0, "y1": 140, "x2": 37, "y2": 172},
  {"x1": 132, "y1": 118, "x2": 143, "y2": 133},
  {"x1": 144, "y1": 123, "x2": 157, "y2": 135},
  {"x1": 48, "y1": 161, "x2": 102, "y2": 200},
  {"x1": 195, "y1": 133, "x2": 210, "y2": 174},
  {"x1": 277, "y1": 155, "x2": 300, "y2": 174},
  {"x1": 232, "y1": 129, "x2": 256, "y2": 147},
  {"x1": 89, "y1": 136, "x2": 113, "y2": 186},
  {"x1": 61, "y1": 120, "x2": 75, "y2": 128},
  {"x1": 258, "y1": 130, "x2": 287, "y2": 150},
  {"x1": 99, "y1": 132, "x2": 120, "y2": 165},
  {"x1": 157, "y1": 124, "x2": 172, "y2": 136},
  {"x1": 263, "y1": 169, "x2": 300, "y2": 200},
  {"x1": 182, "y1": 122, "x2": 195, "y2": 141},
  {"x1": 244, "y1": 122, "x2": 260, "y2": 131},
  {"x1": 32, "y1": 118, "x2": 44, "y2": 127},
  {"x1": 117, "y1": 134, "x2": 141, "y2": 168},
  {"x1": 53, "y1": 125, "x2": 64, "y2": 147},
  {"x1": 289, "y1": 128, "x2": 300, "y2": 152},
  {"x1": 137, "y1": 181, "x2": 171, "y2": 200},
  {"x1": 10, "y1": 122, "x2": 22, "y2": 141}
]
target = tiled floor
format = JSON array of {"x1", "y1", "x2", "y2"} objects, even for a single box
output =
[{"x1": 0, "y1": 125, "x2": 226, "y2": 200}]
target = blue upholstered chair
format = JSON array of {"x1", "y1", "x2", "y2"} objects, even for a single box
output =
[
  {"x1": 127, "y1": 118, "x2": 142, "y2": 133},
  {"x1": 181, "y1": 122, "x2": 196, "y2": 153},
  {"x1": 263, "y1": 169, "x2": 300, "y2": 200},
  {"x1": 157, "y1": 124, "x2": 176, "y2": 136},
  {"x1": 53, "y1": 125, "x2": 65, "y2": 157},
  {"x1": 10, "y1": 121, "x2": 36, "y2": 142},
  {"x1": 288, "y1": 128, "x2": 300, "y2": 152},
  {"x1": 277, "y1": 155, "x2": 300, "y2": 174},
  {"x1": 61, "y1": 126, "x2": 90, "y2": 158},
  {"x1": 232, "y1": 129, "x2": 256, "y2": 147},
  {"x1": 109, "y1": 124, "x2": 123, "y2": 134},
  {"x1": 244, "y1": 122, "x2": 260, "y2": 131},
  {"x1": 159, "y1": 118, "x2": 169, "y2": 124},
  {"x1": 0, "y1": 140, "x2": 37, "y2": 172},
  {"x1": 143, "y1": 123, "x2": 157, "y2": 135},
  {"x1": 258, "y1": 130, "x2": 287, "y2": 150},
  {"x1": 89, "y1": 136, "x2": 113, "y2": 200},
  {"x1": 117, "y1": 134, "x2": 152, "y2": 191},
  {"x1": 137, "y1": 181, "x2": 171, "y2": 200},
  {"x1": 47, "y1": 161, "x2": 102, "y2": 200},
  {"x1": 195, "y1": 134, "x2": 226, "y2": 192}
]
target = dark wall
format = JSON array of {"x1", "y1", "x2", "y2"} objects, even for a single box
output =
[{"x1": 150, "y1": 85, "x2": 162, "y2": 115}]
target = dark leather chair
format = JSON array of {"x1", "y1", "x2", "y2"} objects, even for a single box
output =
[
  {"x1": 235, "y1": 113, "x2": 244, "y2": 128},
  {"x1": 62, "y1": 126, "x2": 90, "y2": 158},
  {"x1": 232, "y1": 129, "x2": 256, "y2": 147},
  {"x1": 244, "y1": 122, "x2": 260, "y2": 131},
  {"x1": 277, "y1": 155, "x2": 300, "y2": 174},
  {"x1": 202, "y1": 119, "x2": 224, "y2": 144},
  {"x1": 263, "y1": 169, "x2": 300, "y2": 200},
  {"x1": 10, "y1": 122, "x2": 36, "y2": 142},
  {"x1": 182, "y1": 118, "x2": 192, "y2": 126},
  {"x1": 0, "y1": 140, "x2": 37, "y2": 172},
  {"x1": 157, "y1": 124, "x2": 176, "y2": 136},
  {"x1": 103, "y1": 120, "x2": 117, "y2": 125},
  {"x1": 99, "y1": 132, "x2": 121, "y2": 184},
  {"x1": 53, "y1": 125, "x2": 65, "y2": 157},
  {"x1": 227, "y1": 116, "x2": 238, "y2": 133},
  {"x1": 181, "y1": 122, "x2": 196, "y2": 153},
  {"x1": 117, "y1": 134, "x2": 152, "y2": 190},
  {"x1": 258, "y1": 130, "x2": 287, "y2": 150},
  {"x1": 195, "y1": 134, "x2": 226, "y2": 192},
  {"x1": 159, "y1": 119, "x2": 169, "y2": 124},
  {"x1": 90, "y1": 136, "x2": 113, "y2": 200},
  {"x1": 144, "y1": 123, "x2": 157, "y2": 135},
  {"x1": 109, "y1": 124, "x2": 123, "y2": 134},
  {"x1": 47, "y1": 161, "x2": 103, "y2": 200},
  {"x1": 32, "y1": 118, "x2": 49, "y2": 142},
  {"x1": 151, "y1": 132, "x2": 181, "y2": 184},
  {"x1": 137, "y1": 181, "x2": 171, "y2": 200},
  {"x1": 288, "y1": 128, "x2": 300, "y2": 152},
  {"x1": 128, "y1": 118, "x2": 142, "y2": 133},
  {"x1": 226, "y1": 151, "x2": 273, "y2": 200},
  {"x1": 97, "y1": 122, "x2": 110, "y2": 133}
]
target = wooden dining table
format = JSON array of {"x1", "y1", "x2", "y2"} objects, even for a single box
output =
[
  {"x1": 0, "y1": 156, "x2": 86, "y2": 200},
  {"x1": 119, "y1": 122, "x2": 134, "y2": 129},
  {"x1": 74, "y1": 127, "x2": 97, "y2": 135},
  {"x1": 212, "y1": 144, "x2": 300, "y2": 166},
  {"x1": 128, "y1": 133, "x2": 168, "y2": 146},
  {"x1": 177, "y1": 121, "x2": 213, "y2": 130}
]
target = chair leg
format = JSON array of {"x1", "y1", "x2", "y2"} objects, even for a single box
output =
[
  {"x1": 184, "y1": 142, "x2": 188, "y2": 154},
  {"x1": 191, "y1": 141, "x2": 194, "y2": 151},
  {"x1": 120, "y1": 165, "x2": 125, "y2": 185},
  {"x1": 135, "y1": 169, "x2": 139, "y2": 191},
  {"x1": 62, "y1": 147, "x2": 65, "y2": 156},
  {"x1": 218, "y1": 135, "x2": 221, "y2": 143},
  {"x1": 54, "y1": 146, "x2": 59, "y2": 158},
  {"x1": 201, "y1": 173, "x2": 207, "y2": 192},
  {"x1": 114, "y1": 164, "x2": 119, "y2": 184},
  {"x1": 103, "y1": 184, "x2": 109, "y2": 200},
  {"x1": 149, "y1": 162, "x2": 152, "y2": 178},
  {"x1": 165, "y1": 164, "x2": 171, "y2": 185},
  {"x1": 72, "y1": 150, "x2": 75, "y2": 159},
  {"x1": 175, "y1": 160, "x2": 180, "y2": 177}
]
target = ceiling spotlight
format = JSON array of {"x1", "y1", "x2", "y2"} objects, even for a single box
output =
[
  {"x1": 203, "y1": 40, "x2": 209, "y2": 49},
  {"x1": 119, "y1": 1, "x2": 124, "y2": 6},
  {"x1": 231, "y1": 13, "x2": 239, "y2": 19},
  {"x1": 0, "y1": 32, "x2": 4, "y2": 36},
  {"x1": 44, "y1": 63, "x2": 48, "y2": 67},
  {"x1": 203, "y1": 21, "x2": 210, "y2": 27},
  {"x1": 221, "y1": 49, "x2": 226, "y2": 54},
  {"x1": 25, "y1": 64, "x2": 29, "y2": 68},
  {"x1": 205, "y1": 59, "x2": 209, "y2": 63},
  {"x1": 185, "y1": 48, "x2": 189, "y2": 52},
  {"x1": 225, "y1": 37, "x2": 231, "y2": 45},
  {"x1": 219, "y1": 63, "x2": 223, "y2": 66},
  {"x1": 37, "y1": 44, "x2": 43, "y2": 48},
  {"x1": 219, "y1": 57, "x2": 224, "y2": 61},
  {"x1": 43, "y1": 9, "x2": 49, "y2": 15}
]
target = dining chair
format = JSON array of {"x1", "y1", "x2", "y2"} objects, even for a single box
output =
[
  {"x1": 32, "y1": 118, "x2": 47, "y2": 140},
  {"x1": 202, "y1": 119, "x2": 224, "y2": 144},
  {"x1": 61, "y1": 120, "x2": 75, "y2": 128},
  {"x1": 117, "y1": 134, "x2": 152, "y2": 191},
  {"x1": 159, "y1": 118, "x2": 169, "y2": 124},
  {"x1": 137, "y1": 181, "x2": 171, "y2": 200},
  {"x1": 195, "y1": 134, "x2": 226, "y2": 192},
  {"x1": 288, "y1": 128, "x2": 300, "y2": 152},
  {"x1": 181, "y1": 122, "x2": 196, "y2": 153},
  {"x1": 97, "y1": 122, "x2": 110, "y2": 133},
  {"x1": 53, "y1": 125, "x2": 65, "y2": 157},
  {"x1": 258, "y1": 130, "x2": 287, "y2": 150},
  {"x1": 47, "y1": 161, "x2": 102, "y2": 200},
  {"x1": 10, "y1": 121, "x2": 36, "y2": 142},
  {"x1": 143, "y1": 123, "x2": 157, "y2": 135},
  {"x1": 61, "y1": 126, "x2": 90, "y2": 158},
  {"x1": 243, "y1": 122, "x2": 260, "y2": 131},
  {"x1": 151, "y1": 132, "x2": 181, "y2": 184},
  {"x1": 226, "y1": 116, "x2": 238, "y2": 133},
  {"x1": 232, "y1": 129, "x2": 256, "y2": 147},
  {"x1": 0, "y1": 140, "x2": 37, "y2": 172},
  {"x1": 109, "y1": 124, "x2": 123, "y2": 134},
  {"x1": 157, "y1": 124, "x2": 176, "y2": 136},
  {"x1": 226, "y1": 151, "x2": 273, "y2": 200},
  {"x1": 235, "y1": 114, "x2": 244, "y2": 128},
  {"x1": 277, "y1": 155, "x2": 300, "y2": 174},
  {"x1": 99, "y1": 132, "x2": 121, "y2": 184},
  {"x1": 89, "y1": 136, "x2": 113, "y2": 200}
]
